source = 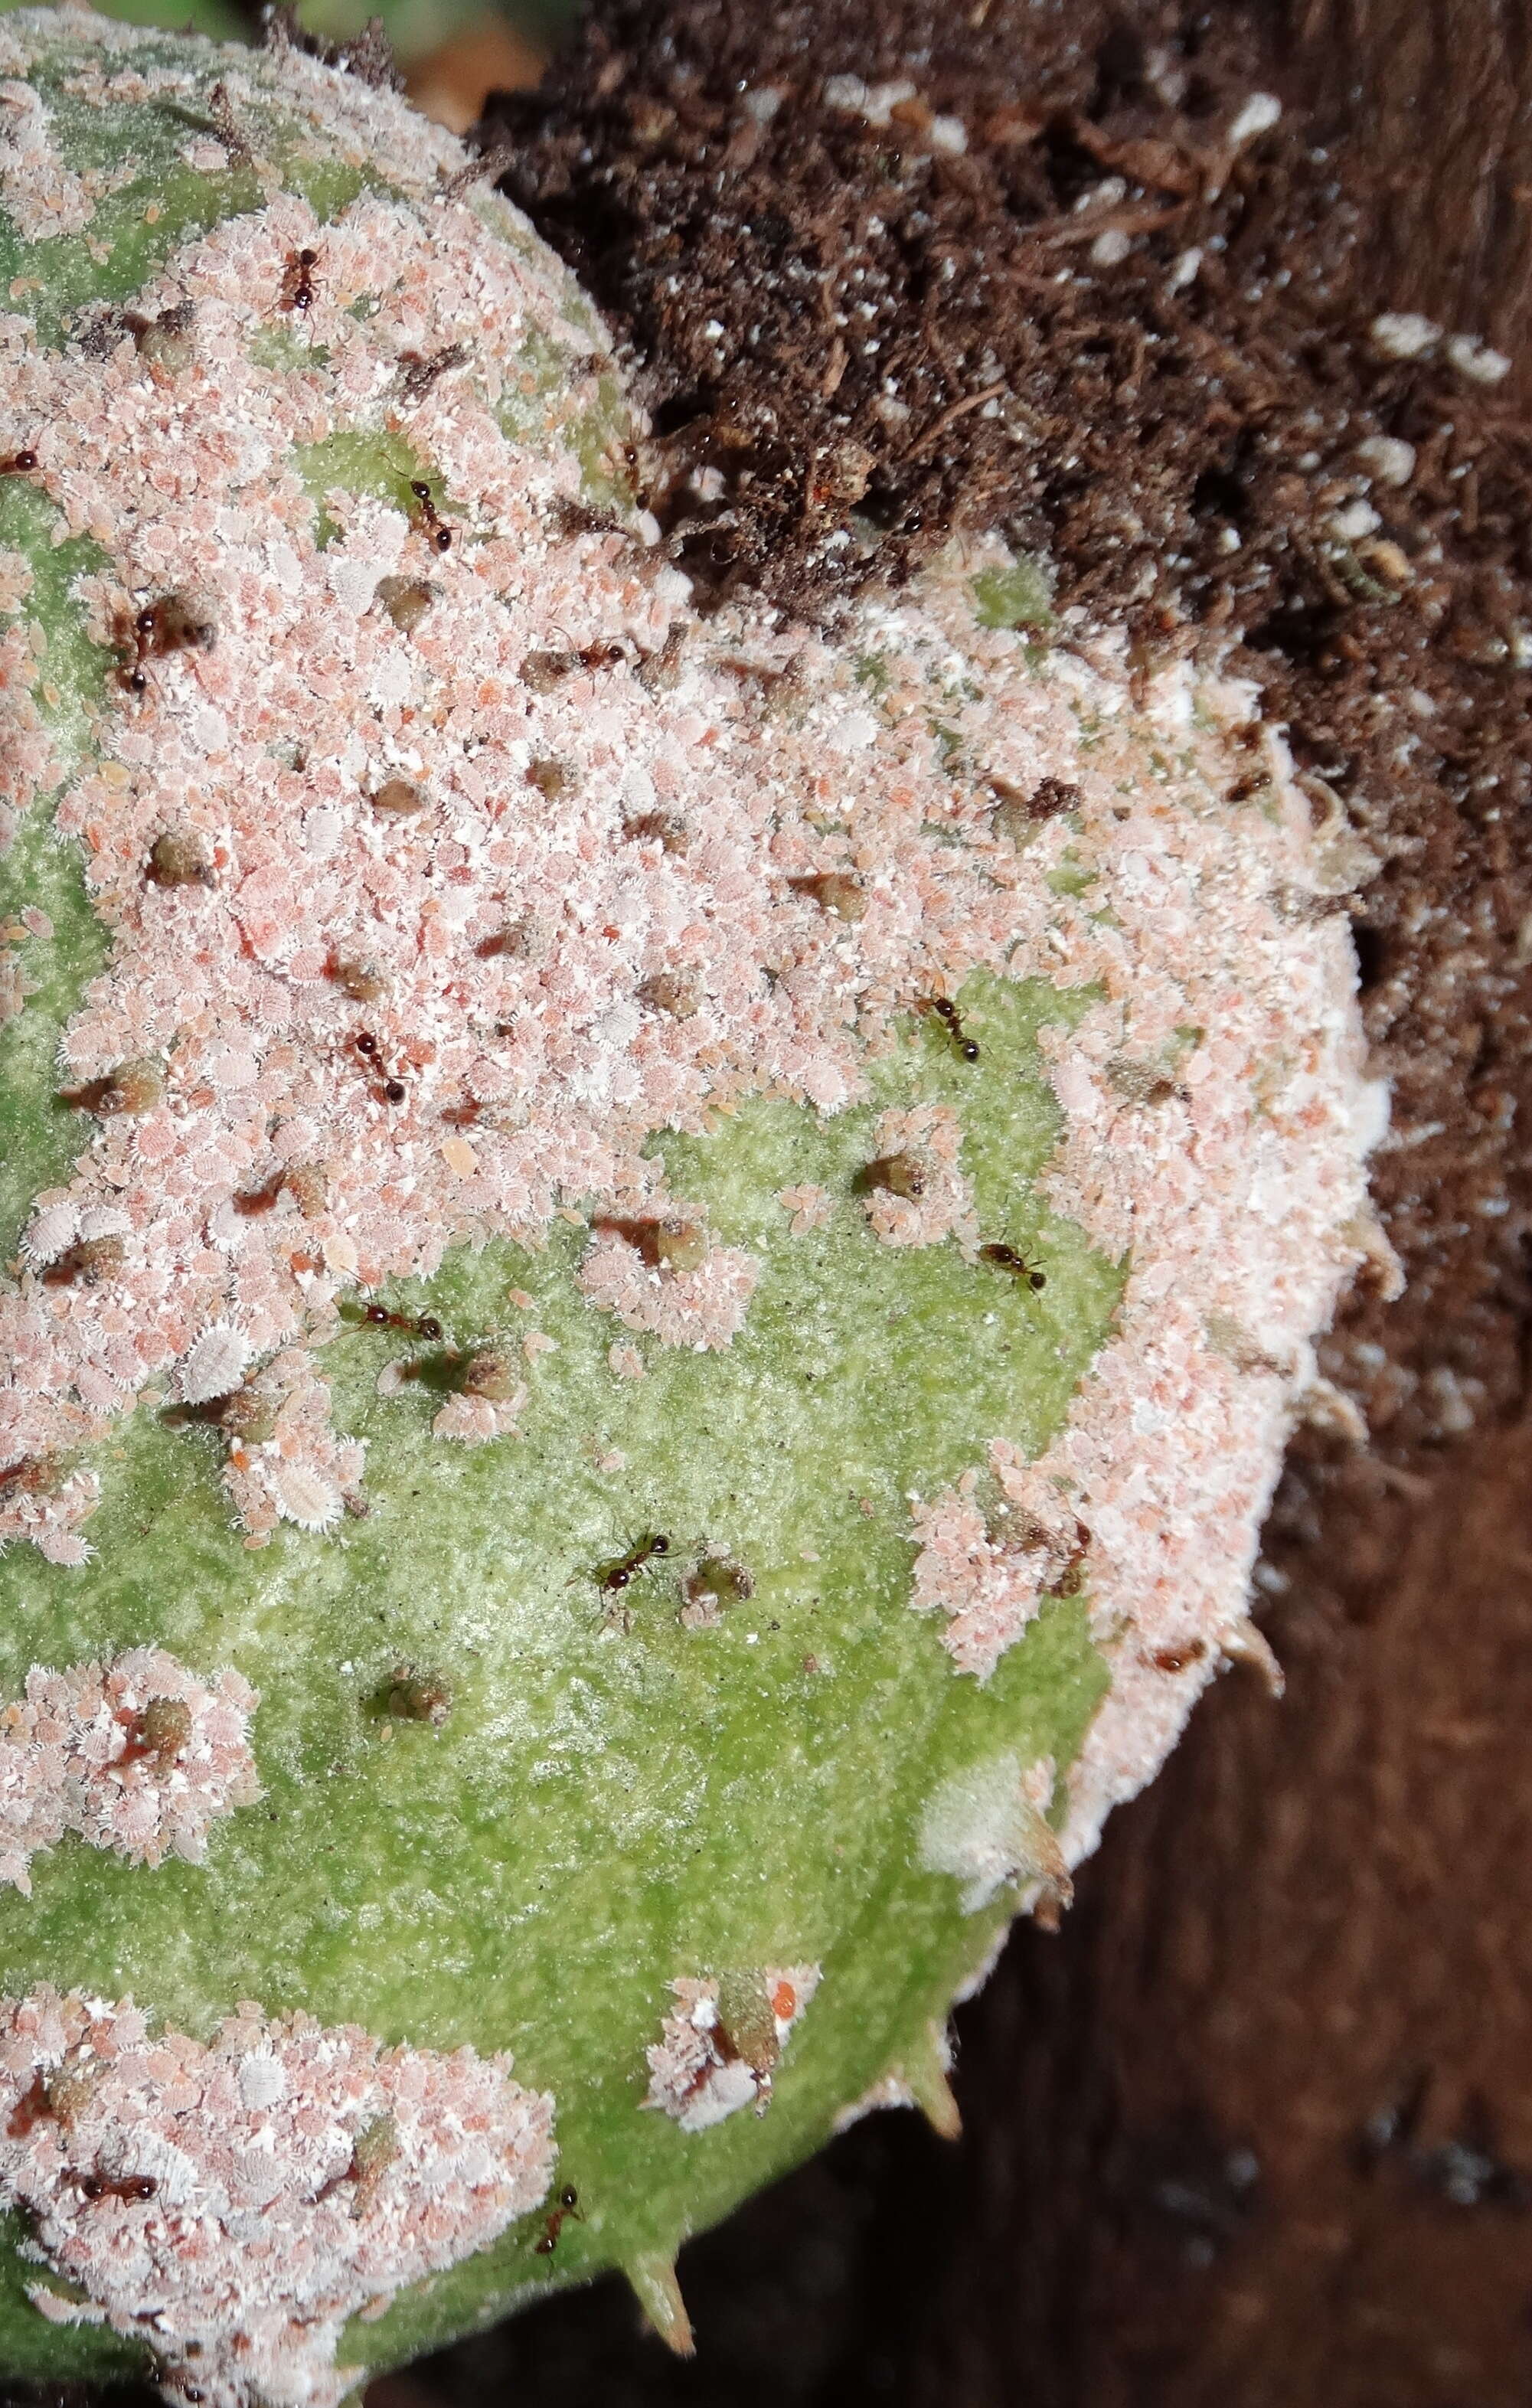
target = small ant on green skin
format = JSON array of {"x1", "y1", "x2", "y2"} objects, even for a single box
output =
[
  {"x1": 341, "y1": 1299, "x2": 443, "y2": 1342},
  {"x1": 597, "y1": 1533, "x2": 670, "y2": 1594},
  {"x1": 917, "y1": 995, "x2": 979, "y2": 1061},
  {"x1": 409, "y1": 479, "x2": 453, "y2": 554},
  {"x1": 534, "y1": 2184, "x2": 583, "y2": 2255},
  {"x1": 979, "y1": 1242, "x2": 1047, "y2": 1292}
]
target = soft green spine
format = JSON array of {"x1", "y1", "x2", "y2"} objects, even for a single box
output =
[{"x1": 0, "y1": 20, "x2": 1118, "y2": 2384}]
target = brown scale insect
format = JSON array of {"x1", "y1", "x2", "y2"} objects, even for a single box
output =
[
  {"x1": 59, "y1": 1057, "x2": 164, "y2": 1116},
  {"x1": 473, "y1": 917, "x2": 534, "y2": 962},
  {"x1": 599, "y1": 1532, "x2": 670, "y2": 1593},
  {"x1": 857, "y1": 1151, "x2": 926, "y2": 1202},
  {"x1": 527, "y1": 756, "x2": 573, "y2": 801},
  {"x1": 0, "y1": 448, "x2": 38, "y2": 476},
  {"x1": 442, "y1": 1098, "x2": 484, "y2": 1128},
  {"x1": 1151, "y1": 1639, "x2": 1208, "y2": 1674},
  {"x1": 115, "y1": 1696, "x2": 193, "y2": 1777},
  {"x1": 409, "y1": 479, "x2": 453, "y2": 554},
  {"x1": 917, "y1": 995, "x2": 979, "y2": 1060},
  {"x1": 39, "y1": 1236, "x2": 125, "y2": 1289},
  {"x1": 623, "y1": 809, "x2": 688, "y2": 854},
  {"x1": 0, "y1": 1453, "x2": 65, "y2": 1500},
  {"x1": 118, "y1": 302, "x2": 196, "y2": 376},
  {"x1": 370, "y1": 776, "x2": 425, "y2": 818},
  {"x1": 593, "y1": 1214, "x2": 707, "y2": 1273},
  {"x1": 378, "y1": 1668, "x2": 452, "y2": 1728},
  {"x1": 283, "y1": 1161, "x2": 329, "y2": 1219},
  {"x1": 279, "y1": 245, "x2": 318, "y2": 313},
  {"x1": 6, "y1": 2074, "x2": 53, "y2": 2140},
  {"x1": 988, "y1": 774, "x2": 1081, "y2": 845},
  {"x1": 682, "y1": 1556, "x2": 755, "y2": 1612},
  {"x1": 395, "y1": 342, "x2": 470, "y2": 406},
  {"x1": 460, "y1": 1348, "x2": 518, "y2": 1401},
  {"x1": 550, "y1": 495, "x2": 620, "y2": 538},
  {"x1": 207, "y1": 81, "x2": 253, "y2": 170},
  {"x1": 373, "y1": 575, "x2": 436, "y2": 635},
  {"x1": 326, "y1": 955, "x2": 388, "y2": 1005},
  {"x1": 535, "y1": 2184, "x2": 583, "y2": 2256},
  {"x1": 788, "y1": 871, "x2": 866, "y2": 921},
  {"x1": 637, "y1": 969, "x2": 699, "y2": 1021},
  {"x1": 146, "y1": 828, "x2": 214, "y2": 889},
  {"x1": 312, "y1": 2112, "x2": 397, "y2": 2213},
  {"x1": 978, "y1": 1241, "x2": 1047, "y2": 1292}
]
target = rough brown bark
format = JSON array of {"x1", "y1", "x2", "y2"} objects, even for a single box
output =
[{"x1": 1279, "y1": 0, "x2": 1532, "y2": 384}]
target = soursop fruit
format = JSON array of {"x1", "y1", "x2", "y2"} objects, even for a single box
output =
[{"x1": 0, "y1": 11, "x2": 1380, "y2": 2401}]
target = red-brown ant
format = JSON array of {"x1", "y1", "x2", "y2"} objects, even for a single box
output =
[
  {"x1": 598, "y1": 1533, "x2": 669, "y2": 1593},
  {"x1": 519, "y1": 639, "x2": 626, "y2": 691},
  {"x1": 0, "y1": 449, "x2": 38, "y2": 476},
  {"x1": 979, "y1": 1242, "x2": 1047, "y2": 1292},
  {"x1": 534, "y1": 2184, "x2": 583, "y2": 2255},
  {"x1": 280, "y1": 246, "x2": 318, "y2": 313},
  {"x1": 917, "y1": 995, "x2": 979, "y2": 1061},
  {"x1": 233, "y1": 1171, "x2": 286, "y2": 1216},
  {"x1": 67, "y1": 2168, "x2": 158, "y2": 2204},
  {"x1": 350, "y1": 1030, "x2": 408, "y2": 1106},
  {"x1": 114, "y1": 594, "x2": 215, "y2": 695},
  {"x1": 409, "y1": 479, "x2": 452, "y2": 553},
  {"x1": 6, "y1": 2074, "x2": 52, "y2": 2139}
]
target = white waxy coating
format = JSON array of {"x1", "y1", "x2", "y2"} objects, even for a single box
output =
[{"x1": 0, "y1": 1986, "x2": 554, "y2": 2408}]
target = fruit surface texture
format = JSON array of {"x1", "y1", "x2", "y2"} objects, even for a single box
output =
[{"x1": 0, "y1": 14, "x2": 1377, "y2": 2401}]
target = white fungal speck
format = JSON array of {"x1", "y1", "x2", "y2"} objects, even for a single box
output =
[
  {"x1": 1227, "y1": 91, "x2": 1281, "y2": 146},
  {"x1": 1328, "y1": 500, "x2": 1381, "y2": 541},
  {"x1": 1356, "y1": 434, "x2": 1416, "y2": 486},
  {"x1": 1445, "y1": 332, "x2": 1512, "y2": 385},
  {"x1": 919, "y1": 1751, "x2": 1067, "y2": 1915},
  {"x1": 1370, "y1": 311, "x2": 1441, "y2": 360}
]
